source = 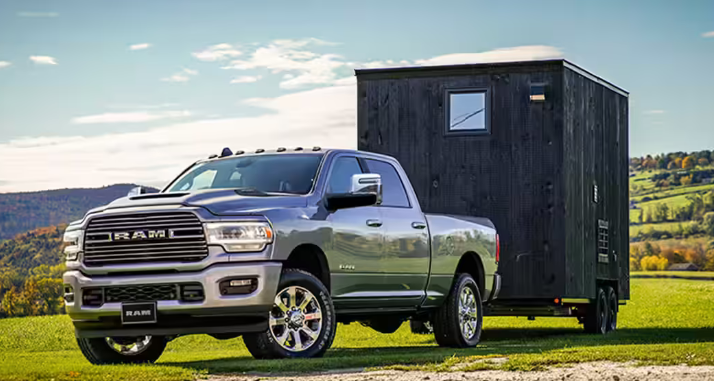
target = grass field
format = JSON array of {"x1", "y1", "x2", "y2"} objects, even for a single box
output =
[
  {"x1": 631, "y1": 271, "x2": 714, "y2": 279},
  {"x1": 629, "y1": 221, "x2": 691, "y2": 236},
  {"x1": 1, "y1": 278, "x2": 714, "y2": 380}
]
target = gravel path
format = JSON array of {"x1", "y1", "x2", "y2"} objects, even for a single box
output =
[{"x1": 209, "y1": 362, "x2": 714, "y2": 381}]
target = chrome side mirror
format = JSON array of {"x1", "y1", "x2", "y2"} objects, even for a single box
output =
[{"x1": 350, "y1": 173, "x2": 382, "y2": 205}]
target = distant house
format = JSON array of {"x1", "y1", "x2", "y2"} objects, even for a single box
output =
[{"x1": 668, "y1": 263, "x2": 699, "y2": 271}]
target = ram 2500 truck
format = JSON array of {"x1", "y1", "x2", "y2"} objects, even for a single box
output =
[{"x1": 63, "y1": 148, "x2": 499, "y2": 364}]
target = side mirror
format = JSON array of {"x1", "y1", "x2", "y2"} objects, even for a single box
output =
[
  {"x1": 127, "y1": 186, "x2": 148, "y2": 197},
  {"x1": 326, "y1": 174, "x2": 382, "y2": 210},
  {"x1": 350, "y1": 173, "x2": 382, "y2": 204}
]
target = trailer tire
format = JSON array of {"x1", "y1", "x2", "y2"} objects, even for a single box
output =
[
  {"x1": 583, "y1": 287, "x2": 608, "y2": 335},
  {"x1": 243, "y1": 269, "x2": 336, "y2": 359},
  {"x1": 77, "y1": 336, "x2": 166, "y2": 365},
  {"x1": 433, "y1": 273, "x2": 483, "y2": 348},
  {"x1": 606, "y1": 286, "x2": 618, "y2": 332}
]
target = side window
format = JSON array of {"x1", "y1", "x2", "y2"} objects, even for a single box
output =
[
  {"x1": 327, "y1": 157, "x2": 363, "y2": 194},
  {"x1": 365, "y1": 159, "x2": 410, "y2": 208}
]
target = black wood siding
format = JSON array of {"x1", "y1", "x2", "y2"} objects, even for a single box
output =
[{"x1": 357, "y1": 60, "x2": 629, "y2": 301}]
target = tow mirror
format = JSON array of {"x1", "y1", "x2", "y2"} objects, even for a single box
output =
[{"x1": 326, "y1": 174, "x2": 382, "y2": 210}]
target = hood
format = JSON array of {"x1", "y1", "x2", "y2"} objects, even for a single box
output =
[{"x1": 94, "y1": 189, "x2": 308, "y2": 215}]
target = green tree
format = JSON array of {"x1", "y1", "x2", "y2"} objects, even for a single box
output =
[
  {"x1": 22, "y1": 278, "x2": 41, "y2": 316},
  {"x1": 655, "y1": 203, "x2": 670, "y2": 222},
  {"x1": 683, "y1": 156, "x2": 696, "y2": 169},
  {"x1": 37, "y1": 278, "x2": 64, "y2": 315},
  {"x1": 703, "y1": 212, "x2": 714, "y2": 237},
  {"x1": 1, "y1": 286, "x2": 21, "y2": 317}
]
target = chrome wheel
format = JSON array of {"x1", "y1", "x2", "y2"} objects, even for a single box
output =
[
  {"x1": 269, "y1": 286, "x2": 322, "y2": 352},
  {"x1": 458, "y1": 286, "x2": 479, "y2": 340},
  {"x1": 105, "y1": 336, "x2": 152, "y2": 356}
]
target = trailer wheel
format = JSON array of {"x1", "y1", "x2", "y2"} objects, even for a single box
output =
[
  {"x1": 243, "y1": 269, "x2": 336, "y2": 359},
  {"x1": 606, "y1": 286, "x2": 618, "y2": 332},
  {"x1": 583, "y1": 287, "x2": 608, "y2": 335},
  {"x1": 433, "y1": 273, "x2": 483, "y2": 348}
]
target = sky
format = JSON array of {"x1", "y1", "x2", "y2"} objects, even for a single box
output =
[{"x1": 0, "y1": 0, "x2": 713, "y2": 192}]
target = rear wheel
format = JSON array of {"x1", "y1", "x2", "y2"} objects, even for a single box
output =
[
  {"x1": 583, "y1": 287, "x2": 608, "y2": 334},
  {"x1": 243, "y1": 269, "x2": 336, "y2": 359},
  {"x1": 433, "y1": 273, "x2": 483, "y2": 348},
  {"x1": 606, "y1": 286, "x2": 618, "y2": 332},
  {"x1": 77, "y1": 335, "x2": 167, "y2": 365}
]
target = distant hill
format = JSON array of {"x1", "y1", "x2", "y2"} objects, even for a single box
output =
[{"x1": 0, "y1": 184, "x2": 158, "y2": 240}]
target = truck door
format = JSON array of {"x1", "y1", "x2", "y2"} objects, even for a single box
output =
[
  {"x1": 363, "y1": 158, "x2": 430, "y2": 307},
  {"x1": 325, "y1": 155, "x2": 389, "y2": 308}
]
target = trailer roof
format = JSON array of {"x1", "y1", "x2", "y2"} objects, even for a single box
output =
[{"x1": 354, "y1": 59, "x2": 628, "y2": 98}]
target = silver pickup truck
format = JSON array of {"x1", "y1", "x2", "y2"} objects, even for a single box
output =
[{"x1": 63, "y1": 148, "x2": 500, "y2": 364}]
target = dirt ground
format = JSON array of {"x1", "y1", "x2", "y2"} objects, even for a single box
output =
[{"x1": 209, "y1": 362, "x2": 714, "y2": 381}]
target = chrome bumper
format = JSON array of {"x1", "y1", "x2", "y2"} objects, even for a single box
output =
[{"x1": 63, "y1": 262, "x2": 282, "y2": 337}]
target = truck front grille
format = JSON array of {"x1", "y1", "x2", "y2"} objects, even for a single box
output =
[
  {"x1": 82, "y1": 283, "x2": 205, "y2": 306},
  {"x1": 83, "y1": 212, "x2": 208, "y2": 266}
]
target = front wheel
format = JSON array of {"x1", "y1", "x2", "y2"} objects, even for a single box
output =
[
  {"x1": 433, "y1": 273, "x2": 483, "y2": 348},
  {"x1": 77, "y1": 335, "x2": 167, "y2": 365},
  {"x1": 243, "y1": 269, "x2": 336, "y2": 359}
]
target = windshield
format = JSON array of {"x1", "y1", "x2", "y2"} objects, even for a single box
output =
[{"x1": 167, "y1": 154, "x2": 324, "y2": 194}]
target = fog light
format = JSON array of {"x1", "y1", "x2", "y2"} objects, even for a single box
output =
[
  {"x1": 64, "y1": 285, "x2": 74, "y2": 303},
  {"x1": 181, "y1": 284, "x2": 205, "y2": 302},
  {"x1": 220, "y1": 278, "x2": 258, "y2": 295}
]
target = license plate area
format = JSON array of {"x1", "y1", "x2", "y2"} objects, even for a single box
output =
[{"x1": 121, "y1": 302, "x2": 157, "y2": 324}]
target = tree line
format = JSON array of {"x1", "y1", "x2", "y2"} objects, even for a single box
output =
[
  {"x1": 630, "y1": 150, "x2": 714, "y2": 171},
  {"x1": 0, "y1": 225, "x2": 66, "y2": 318}
]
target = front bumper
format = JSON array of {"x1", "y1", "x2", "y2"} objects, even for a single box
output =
[{"x1": 63, "y1": 262, "x2": 282, "y2": 338}]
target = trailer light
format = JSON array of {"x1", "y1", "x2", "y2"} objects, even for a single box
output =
[
  {"x1": 495, "y1": 234, "x2": 500, "y2": 263},
  {"x1": 554, "y1": 298, "x2": 560, "y2": 304}
]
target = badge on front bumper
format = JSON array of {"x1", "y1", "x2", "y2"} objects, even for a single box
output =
[{"x1": 121, "y1": 302, "x2": 157, "y2": 324}]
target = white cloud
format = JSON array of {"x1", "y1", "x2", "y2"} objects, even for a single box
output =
[
  {"x1": 29, "y1": 56, "x2": 58, "y2": 65},
  {"x1": 107, "y1": 103, "x2": 180, "y2": 110},
  {"x1": 230, "y1": 75, "x2": 262, "y2": 84},
  {"x1": 161, "y1": 68, "x2": 198, "y2": 82},
  {"x1": 643, "y1": 110, "x2": 665, "y2": 115},
  {"x1": 0, "y1": 44, "x2": 565, "y2": 192},
  {"x1": 71, "y1": 110, "x2": 192, "y2": 124},
  {"x1": 702, "y1": 31, "x2": 714, "y2": 38},
  {"x1": 414, "y1": 46, "x2": 563, "y2": 66},
  {"x1": 17, "y1": 12, "x2": 58, "y2": 17},
  {"x1": 192, "y1": 43, "x2": 242, "y2": 61},
  {"x1": 0, "y1": 61, "x2": 11, "y2": 69},
  {"x1": 129, "y1": 43, "x2": 152, "y2": 51},
  {"x1": 220, "y1": 38, "x2": 346, "y2": 89},
  {"x1": 0, "y1": 85, "x2": 355, "y2": 192}
]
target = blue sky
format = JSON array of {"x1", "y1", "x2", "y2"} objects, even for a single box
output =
[{"x1": 0, "y1": 0, "x2": 713, "y2": 191}]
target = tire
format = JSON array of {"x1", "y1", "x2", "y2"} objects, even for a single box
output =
[
  {"x1": 583, "y1": 287, "x2": 609, "y2": 335},
  {"x1": 606, "y1": 286, "x2": 618, "y2": 332},
  {"x1": 410, "y1": 319, "x2": 434, "y2": 335},
  {"x1": 243, "y1": 269, "x2": 336, "y2": 359},
  {"x1": 433, "y1": 273, "x2": 483, "y2": 348},
  {"x1": 77, "y1": 336, "x2": 167, "y2": 365}
]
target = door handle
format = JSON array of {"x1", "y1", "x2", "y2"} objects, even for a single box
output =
[
  {"x1": 411, "y1": 221, "x2": 427, "y2": 229},
  {"x1": 366, "y1": 219, "x2": 383, "y2": 227}
]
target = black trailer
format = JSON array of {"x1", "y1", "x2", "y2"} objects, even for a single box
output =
[{"x1": 356, "y1": 59, "x2": 629, "y2": 333}]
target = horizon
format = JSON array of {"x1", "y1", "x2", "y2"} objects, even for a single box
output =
[{"x1": 1, "y1": 0, "x2": 713, "y2": 192}]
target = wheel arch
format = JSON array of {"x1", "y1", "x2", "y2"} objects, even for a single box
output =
[
  {"x1": 455, "y1": 251, "x2": 485, "y2": 299},
  {"x1": 284, "y1": 244, "x2": 331, "y2": 292}
]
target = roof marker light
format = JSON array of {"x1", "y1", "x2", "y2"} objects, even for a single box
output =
[
  {"x1": 255, "y1": 148, "x2": 265, "y2": 153},
  {"x1": 312, "y1": 146, "x2": 321, "y2": 151},
  {"x1": 234, "y1": 150, "x2": 245, "y2": 155},
  {"x1": 294, "y1": 147, "x2": 303, "y2": 151},
  {"x1": 277, "y1": 147, "x2": 286, "y2": 152},
  {"x1": 208, "y1": 154, "x2": 218, "y2": 159}
]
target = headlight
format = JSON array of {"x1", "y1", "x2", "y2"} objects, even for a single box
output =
[
  {"x1": 204, "y1": 222, "x2": 273, "y2": 252},
  {"x1": 63, "y1": 229, "x2": 84, "y2": 261}
]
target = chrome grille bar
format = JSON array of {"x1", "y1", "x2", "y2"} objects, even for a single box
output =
[{"x1": 83, "y1": 212, "x2": 208, "y2": 266}]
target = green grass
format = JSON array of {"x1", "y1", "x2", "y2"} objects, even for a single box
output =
[
  {"x1": 2, "y1": 279, "x2": 714, "y2": 380},
  {"x1": 629, "y1": 221, "x2": 691, "y2": 236},
  {"x1": 631, "y1": 271, "x2": 714, "y2": 279},
  {"x1": 631, "y1": 183, "x2": 714, "y2": 204}
]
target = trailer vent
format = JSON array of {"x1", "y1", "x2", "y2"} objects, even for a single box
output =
[{"x1": 597, "y1": 219, "x2": 609, "y2": 264}]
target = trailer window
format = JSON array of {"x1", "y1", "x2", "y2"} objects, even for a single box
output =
[{"x1": 446, "y1": 89, "x2": 489, "y2": 135}]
